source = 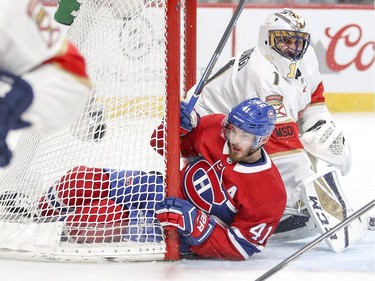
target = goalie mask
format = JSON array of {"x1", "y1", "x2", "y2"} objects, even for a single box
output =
[
  {"x1": 222, "y1": 98, "x2": 276, "y2": 155},
  {"x1": 258, "y1": 9, "x2": 311, "y2": 79}
]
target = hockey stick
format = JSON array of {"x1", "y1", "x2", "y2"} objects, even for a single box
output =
[
  {"x1": 255, "y1": 199, "x2": 375, "y2": 281},
  {"x1": 185, "y1": 0, "x2": 247, "y2": 114}
]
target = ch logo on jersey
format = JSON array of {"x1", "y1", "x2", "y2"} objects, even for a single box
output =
[{"x1": 183, "y1": 159, "x2": 227, "y2": 214}]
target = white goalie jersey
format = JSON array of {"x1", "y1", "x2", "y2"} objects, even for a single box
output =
[
  {"x1": 185, "y1": 43, "x2": 361, "y2": 252},
  {"x1": 0, "y1": 0, "x2": 65, "y2": 75},
  {"x1": 0, "y1": 0, "x2": 90, "y2": 134},
  {"x1": 186, "y1": 45, "x2": 330, "y2": 208}
]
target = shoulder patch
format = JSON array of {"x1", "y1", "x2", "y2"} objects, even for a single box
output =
[
  {"x1": 265, "y1": 95, "x2": 287, "y2": 118},
  {"x1": 265, "y1": 95, "x2": 283, "y2": 103}
]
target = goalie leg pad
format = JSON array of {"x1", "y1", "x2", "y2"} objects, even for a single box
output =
[{"x1": 301, "y1": 168, "x2": 365, "y2": 252}]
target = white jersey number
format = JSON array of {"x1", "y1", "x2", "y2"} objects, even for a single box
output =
[{"x1": 249, "y1": 223, "x2": 273, "y2": 244}]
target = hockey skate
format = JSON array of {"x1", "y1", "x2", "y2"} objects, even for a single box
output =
[
  {"x1": 271, "y1": 202, "x2": 319, "y2": 241},
  {"x1": 123, "y1": 209, "x2": 163, "y2": 243},
  {"x1": 0, "y1": 191, "x2": 35, "y2": 218}
]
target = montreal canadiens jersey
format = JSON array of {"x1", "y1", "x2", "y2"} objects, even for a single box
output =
[
  {"x1": 178, "y1": 114, "x2": 286, "y2": 260},
  {"x1": 185, "y1": 46, "x2": 331, "y2": 207}
]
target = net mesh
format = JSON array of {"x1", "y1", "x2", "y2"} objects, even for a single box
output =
[{"x1": 0, "y1": 0, "x2": 186, "y2": 261}]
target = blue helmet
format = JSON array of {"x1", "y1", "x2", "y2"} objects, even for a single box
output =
[{"x1": 227, "y1": 98, "x2": 276, "y2": 136}]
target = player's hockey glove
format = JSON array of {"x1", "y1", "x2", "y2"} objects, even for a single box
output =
[
  {"x1": 0, "y1": 71, "x2": 33, "y2": 167},
  {"x1": 155, "y1": 197, "x2": 215, "y2": 246},
  {"x1": 180, "y1": 101, "x2": 200, "y2": 136}
]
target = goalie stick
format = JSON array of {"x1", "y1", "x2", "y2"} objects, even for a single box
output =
[
  {"x1": 255, "y1": 199, "x2": 375, "y2": 281},
  {"x1": 185, "y1": 0, "x2": 247, "y2": 114}
]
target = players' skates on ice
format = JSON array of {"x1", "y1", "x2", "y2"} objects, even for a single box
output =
[{"x1": 0, "y1": 191, "x2": 34, "y2": 218}]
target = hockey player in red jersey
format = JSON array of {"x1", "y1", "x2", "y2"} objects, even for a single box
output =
[
  {"x1": 0, "y1": 0, "x2": 91, "y2": 167},
  {"x1": 0, "y1": 98, "x2": 285, "y2": 260},
  {"x1": 153, "y1": 98, "x2": 286, "y2": 260},
  {"x1": 185, "y1": 8, "x2": 349, "y2": 210},
  {"x1": 184, "y1": 9, "x2": 363, "y2": 251}
]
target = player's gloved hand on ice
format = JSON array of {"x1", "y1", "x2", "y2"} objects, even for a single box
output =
[
  {"x1": 180, "y1": 101, "x2": 200, "y2": 136},
  {"x1": 155, "y1": 197, "x2": 215, "y2": 246}
]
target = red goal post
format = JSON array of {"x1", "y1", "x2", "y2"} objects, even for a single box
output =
[{"x1": 0, "y1": 0, "x2": 197, "y2": 262}]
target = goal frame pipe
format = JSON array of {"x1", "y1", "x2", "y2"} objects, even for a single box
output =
[
  {"x1": 184, "y1": 0, "x2": 197, "y2": 93},
  {"x1": 255, "y1": 199, "x2": 375, "y2": 281},
  {"x1": 185, "y1": 0, "x2": 247, "y2": 114},
  {"x1": 164, "y1": 0, "x2": 197, "y2": 261}
]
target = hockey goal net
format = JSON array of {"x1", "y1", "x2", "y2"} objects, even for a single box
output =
[{"x1": 0, "y1": 0, "x2": 196, "y2": 262}]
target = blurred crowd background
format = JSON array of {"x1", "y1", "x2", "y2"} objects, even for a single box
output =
[
  {"x1": 199, "y1": 0, "x2": 374, "y2": 5},
  {"x1": 41, "y1": 0, "x2": 374, "y2": 6}
]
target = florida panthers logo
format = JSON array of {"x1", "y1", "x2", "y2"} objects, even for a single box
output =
[{"x1": 183, "y1": 158, "x2": 228, "y2": 215}]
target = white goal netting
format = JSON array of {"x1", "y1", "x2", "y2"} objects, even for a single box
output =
[{"x1": 0, "y1": 0, "x2": 189, "y2": 262}]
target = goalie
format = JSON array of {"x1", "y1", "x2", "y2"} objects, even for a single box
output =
[
  {"x1": 185, "y1": 9, "x2": 364, "y2": 251},
  {"x1": 0, "y1": 98, "x2": 287, "y2": 260}
]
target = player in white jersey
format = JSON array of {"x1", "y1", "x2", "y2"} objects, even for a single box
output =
[
  {"x1": 0, "y1": 0, "x2": 91, "y2": 167},
  {"x1": 186, "y1": 9, "x2": 362, "y2": 249}
]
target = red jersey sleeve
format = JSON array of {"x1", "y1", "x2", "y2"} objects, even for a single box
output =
[
  {"x1": 43, "y1": 40, "x2": 89, "y2": 81},
  {"x1": 311, "y1": 82, "x2": 325, "y2": 104}
]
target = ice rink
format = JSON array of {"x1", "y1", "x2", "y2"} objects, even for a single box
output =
[{"x1": 0, "y1": 112, "x2": 374, "y2": 281}]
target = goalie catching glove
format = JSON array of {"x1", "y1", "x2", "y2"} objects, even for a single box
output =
[
  {"x1": 300, "y1": 119, "x2": 352, "y2": 176},
  {"x1": 180, "y1": 101, "x2": 200, "y2": 136},
  {"x1": 155, "y1": 197, "x2": 216, "y2": 246}
]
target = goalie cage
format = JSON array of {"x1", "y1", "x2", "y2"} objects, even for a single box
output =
[{"x1": 0, "y1": 0, "x2": 197, "y2": 262}]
